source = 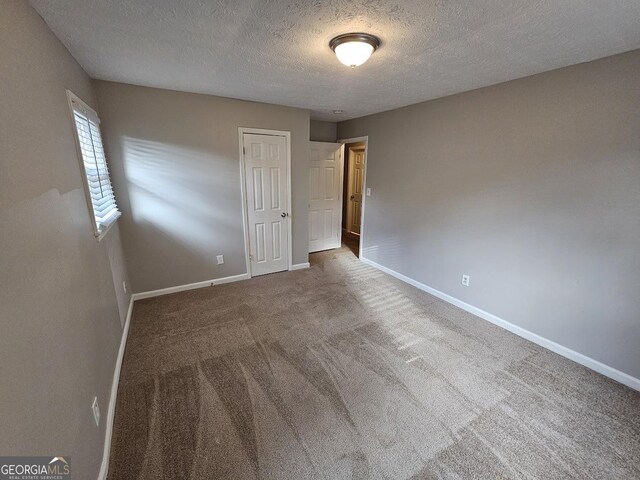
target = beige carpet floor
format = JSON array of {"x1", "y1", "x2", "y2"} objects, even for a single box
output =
[{"x1": 108, "y1": 244, "x2": 640, "y2": 479}]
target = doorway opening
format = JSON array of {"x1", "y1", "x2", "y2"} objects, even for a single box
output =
[
  {"x1": 341, "y1": 140, "x2": 366, "y2": 257},
  {"x1": 307, "y1": 136, "x2": 368, "y2": 260}
]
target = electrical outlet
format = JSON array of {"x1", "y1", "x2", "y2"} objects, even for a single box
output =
[
  {"x1": 92, "y1": 397, "x2": 100, "y2": 426},
  {"x1": 366, "y1": 187, "x2": 372, "y2": 196},
  {"x1": 122, "y1": 281, "x2": 127, "y2": 294},
  {"x1": 216, "y1": 255, "x2": 224, "y2": 265},
  {"x1": 461, "y1": 274, "x2": 470, "y2": 287}
]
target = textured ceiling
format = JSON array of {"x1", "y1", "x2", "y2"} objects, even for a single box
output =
[{"x1": 30, "y1": 0, "x2": 640, "y2": 121}]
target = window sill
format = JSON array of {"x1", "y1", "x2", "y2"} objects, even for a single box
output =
[{"x1": 95, "y1": 211, "x2": 122, "y2": 242}]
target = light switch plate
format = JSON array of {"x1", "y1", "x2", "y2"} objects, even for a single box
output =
[{"x1": 366, "y1": 188, "x2": 371, "y2": 196}]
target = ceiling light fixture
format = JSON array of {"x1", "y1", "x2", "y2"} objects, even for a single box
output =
[{"x1": 329, "y1": 33, "x2": 380, "y2": 68}]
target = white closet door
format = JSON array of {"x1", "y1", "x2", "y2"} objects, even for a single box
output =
[{"x1": 243, "y1": 134, "x2": 289, "y2": 276}]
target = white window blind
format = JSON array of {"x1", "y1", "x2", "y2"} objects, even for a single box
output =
[{"x1": 68, "y1": 91, "x2": 120, "y2": 239}]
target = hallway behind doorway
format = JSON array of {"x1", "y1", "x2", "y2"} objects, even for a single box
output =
[{"x1": 342, "y1": 142, "x2": 366, "y2": 243}]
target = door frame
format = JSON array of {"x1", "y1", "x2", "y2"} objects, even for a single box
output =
[
  {"x1": 308, "y1": 141, "x2": 345, "y2": 253},
  {"x1": 338, "y1": 135, "x2": 369, "y2": 257},
  {"x1": 239, "y1": 127, "x2": 293, "y2": 278}
]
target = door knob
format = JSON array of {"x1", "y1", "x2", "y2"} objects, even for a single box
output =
[
  {"x1": 281, "y1": 212, "x2": 288, "y2": 218},
  {"x1": 350, "y1": 195, "x2": 355, "y2": 200}
]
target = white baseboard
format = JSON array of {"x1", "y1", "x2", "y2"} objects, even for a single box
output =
[
  {"x1": 360, "y1": 256, "x2": 640, "y2": 392},
  {"x1": 132, "y1": 266, "x2": 311, "y2": 301},
  {"x1": 132, "y1": 273, "x2": 250, "y2": 301},
  {"x1": 98, "y1": 295, "x2": 134, "y2": 480},
  {"x1": 290, "y1": 262, "x2": 311, "y2": 271}
]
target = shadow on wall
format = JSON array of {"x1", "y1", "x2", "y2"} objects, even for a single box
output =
[{"x1": 121, "y1": 136, "x2": 243, "y2": 255}]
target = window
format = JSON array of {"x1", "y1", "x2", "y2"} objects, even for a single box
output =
[{"x1": 67, "y1": 91, "x2": 120, "y2": 240}]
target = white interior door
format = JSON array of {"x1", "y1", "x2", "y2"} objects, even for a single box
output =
[
  {"x1": 347, "y1": 146, "x2": 365, "y2": 235},
  {"x1": 243, "y1": 133, "x2": 289, "y2": 276},
  {"x1": 309, "y1": 142, "x2": 343, "y2": 253}
]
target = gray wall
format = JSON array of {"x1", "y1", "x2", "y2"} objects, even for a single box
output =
[
  {"x1": 310, "y1": 120, "x2": 337, "y2": 142},
  {"x1": 0, "y1": 2, "x2": 130, "y2": 478},
  {"x1": 338, "y1": 50, "x2": 640, "y2": 380},
  {"x1": 94, "y1": 81, "x2": 310, "y2": 293}
]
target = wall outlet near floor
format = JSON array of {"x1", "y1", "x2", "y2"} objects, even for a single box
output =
[
  {"x1": 216, "y1": 255, "x2": 224, "y2": 265},
  {"x1": 122, "y1": 281, "x2": 127, "y2": 294},
  {"x1": 461, "y1": 274, "x2": 470, "y2": 287},
  {"x1": 92, "y1": 396, "x2": 100, "y2": 426}
]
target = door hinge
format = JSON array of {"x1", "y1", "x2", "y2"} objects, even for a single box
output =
[{"x1": 243, "y1": 146, "x2": 246, "y2": 155}]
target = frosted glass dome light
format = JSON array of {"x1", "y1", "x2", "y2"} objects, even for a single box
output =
[{"x1": 330, "y1": 33, "x2": 380, "y2": 68}]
